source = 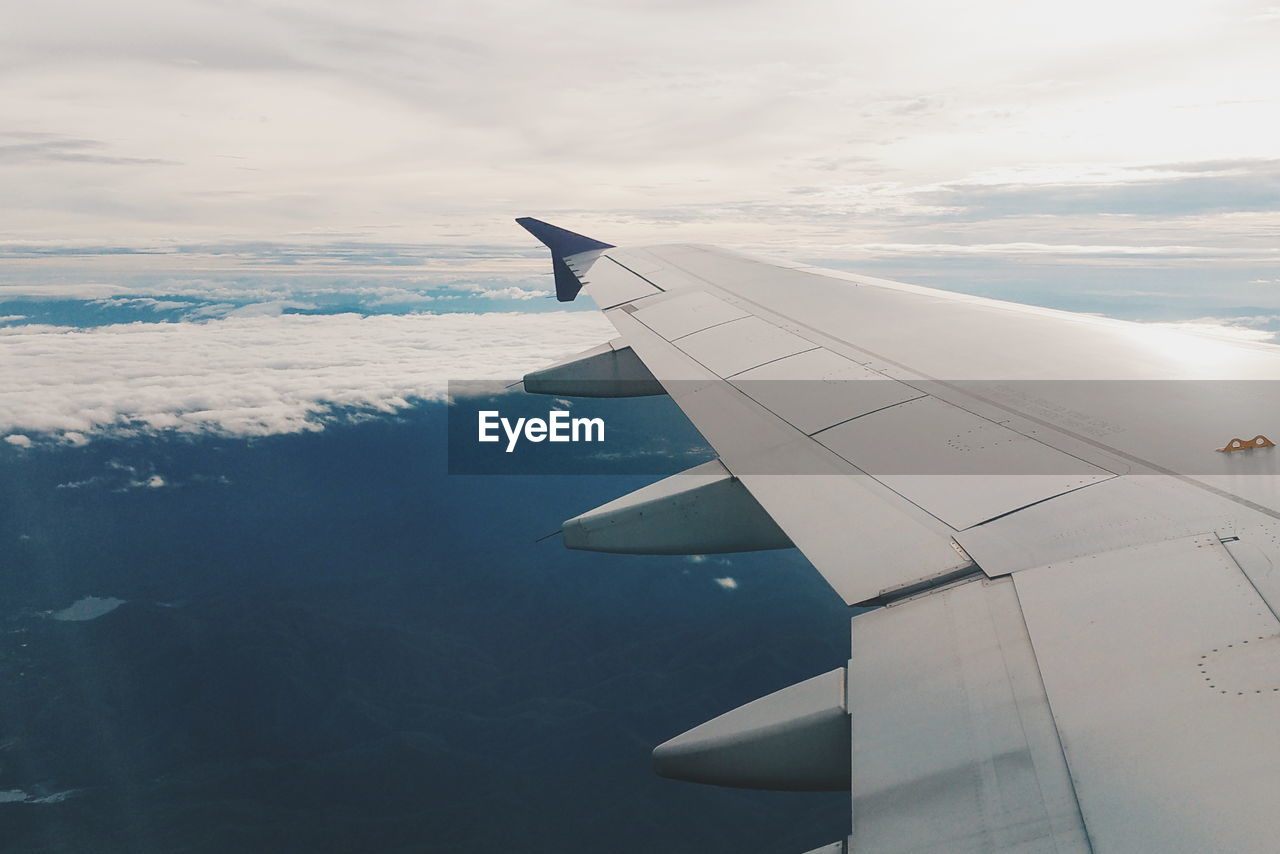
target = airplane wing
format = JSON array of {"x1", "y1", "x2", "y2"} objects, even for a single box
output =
[{"x1": 517, "y1": 217, "x2": 1280, "y2": 854}]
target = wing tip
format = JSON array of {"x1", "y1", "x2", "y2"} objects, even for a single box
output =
[
  {"x1": 516, "y1": 217, "x2": 614, "y2": 302},
  {"x1": 515, "y1": 217, "x2": 614, "y2": 257}
]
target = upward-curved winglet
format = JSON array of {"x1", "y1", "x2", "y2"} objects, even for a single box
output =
[
  {"x1": 516, "y1": 217, "x2": 613, "y2": 257},
  {"x1": 516, "y1": 217, "x2": 614, "y2": 302}
]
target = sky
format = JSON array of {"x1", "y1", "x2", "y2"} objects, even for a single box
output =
[
  {"x1": 1, "y1": 5, "x2": 1278, "y2": 850},
  {"x1": 2, "y1": 0, "x2": 1279, "y2": 438}
]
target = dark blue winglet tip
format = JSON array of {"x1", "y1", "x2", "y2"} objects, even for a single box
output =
[
  {"x1": 515, "y1": 217, "x2": 614, "y2": 302},
  {"x1": 515, "y1": 217, "x2": 613, "y2": 257}
]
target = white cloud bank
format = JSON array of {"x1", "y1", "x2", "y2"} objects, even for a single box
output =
[
  {"x1": 0, "y1": 311, "x2": 613, "y2": 440},
  {"x1": 4, "y1": 303, "x2": 1272, "y2": 446}
]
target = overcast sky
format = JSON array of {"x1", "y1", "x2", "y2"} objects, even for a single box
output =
[
  {"x1": 3, "y1": 0, "x2": 1279, "y2": 442},
  {"x1": 4, "y1": 0, "x2": 1278, "y2": 252}
]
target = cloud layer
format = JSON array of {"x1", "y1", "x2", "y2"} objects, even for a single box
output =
[
  {"x1": 3, "y1": 2, "x2": 1278, "y2": 448},
  {"x1": 1, "y1": 0, "x2": 1276, "y2": 253},
  {"x1": 0, "y1": 312, "x2": 613, "y2": 440}
]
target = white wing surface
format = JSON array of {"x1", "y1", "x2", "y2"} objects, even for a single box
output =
[{"x1": 517, "y1": 218, "x2": 1280, "y2": 853}]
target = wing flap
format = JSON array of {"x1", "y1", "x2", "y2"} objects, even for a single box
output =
[
  {"x1": 849, "y1": 575, "x2": 1090, "y2": 853},
  {"x1": 955, "y1": 475, "x2": 1240, "y2": 575},
  {"x1": 1012, "y1": 534, "x2": 1280, "y2": 853}
]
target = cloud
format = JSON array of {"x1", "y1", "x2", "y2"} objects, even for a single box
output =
[
  {"x1": 919, "y1": 163, "x2": 1280, "y2": 219},
  {"x1": 0, "y1": 134, "x2": 174, "y2": 166},
  {"x1": 0, "y1": 282, "x2": 130, "y2": 299},
  {"x1": 0, "y1": 789, "x2": 80, "y2": 805},
  {"x1": 690, "y1": 557, "x2": 738, "y2": 583},
  {"x1": 0, "y1": 241, "x2": 562, "y2": 317},
  {"x1": 0, "y1": 311, "x2": 613, "y2": 440},
  {"x1": 854, "y1": 242, "x2": 1241, "y2": 259},
  {"x1": 193, "y1": 300, "x2": 318, "y2": 318},
  {"x1": 0, "y1": 0, "x2": 1276, "y2": 254},
  {"x1": 471, "y1": 286, "x2": 552, "y2": 301},
  {"x1": 89, "y1": 297, "x2": 191, "y2": 311},
  {"x1": 1151, "y1": 316, "x2": 1280, "y2": 344},
  {"x1": 56, "y1": 462, "x2": 180, "y2": 491},
  {"x1": 55, "y1": 476, "x2": 105, "y2": 490},
  {"x1": 49, "y1": 596, "x2": 127, "y2": 621}
]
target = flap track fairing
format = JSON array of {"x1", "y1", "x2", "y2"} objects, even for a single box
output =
[{"x1": 561, "y1": 459, "x2": 793, "y2": 554}]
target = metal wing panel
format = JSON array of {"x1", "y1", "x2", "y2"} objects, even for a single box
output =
[
  {"x1": 674, "y1": 315, "x2": 819, "y2": 378},
  {"x1": 601, "y1": 248, "x2": 664, "y2": 276},
  {"x1": 814, "y1": 397, "x2": 1116, "y2": 530},
  {"x1": 604, "y1": 306, "x2": 971, "y2": 605},
  {"x1": 1012, "y1": 534, "x2": 1280, "y2": 854},
  {"x1": 848, "y1": 575, "x2": 1091, "y2": 854},
  {"x1": 633, "y1": 244, "x2": 1204, "y2": 382},
  {"x1": 569, "y1": 251, "x2": 663, "y2": 308},
  {"x1": 737, "y1": 468, "x2": 973, "y2": 605},
  {"x1": 603, "y1": 265, "x2": 1120, "y2": 536},
  {"x1": 730, "y1": 348, "x2": 925, "y2": 435},
  {"x1": 954, "y1": 476, "x2": 1242, "y2": 576},
  {"x1": 629, "y1": 291, "x2": 749, "y2": 340},
  {"x1": 636, "y1": 245, "x2": 1280, "y2": 518},
  {"x1": 603, "y1": 246, "x2": 712, "y2": 292},
  {"x1": 953, "y1": 471, "x2": 1280, "y2": 618}
]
